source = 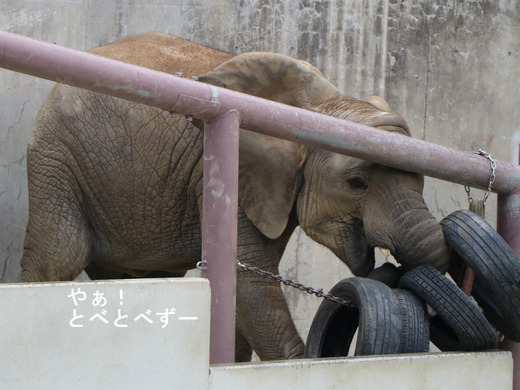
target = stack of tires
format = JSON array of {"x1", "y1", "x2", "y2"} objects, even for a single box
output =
[{"x1": 305, "y1": 210, "x2": 520, "y2": 357}]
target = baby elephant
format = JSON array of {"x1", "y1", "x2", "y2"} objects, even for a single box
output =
[{"x1": 21, "y1": 33, "x2": 450, "y2": 361}]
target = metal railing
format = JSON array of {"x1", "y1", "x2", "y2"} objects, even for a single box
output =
[{"x1": 1, "y1": 31, "x2": 519, "y2": 384}]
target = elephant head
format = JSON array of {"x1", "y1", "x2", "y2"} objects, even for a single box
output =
[{"x1": 200, "y1": 53, "x2": 450, "y2": 275}]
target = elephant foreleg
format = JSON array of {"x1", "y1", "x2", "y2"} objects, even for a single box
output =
[
  {"x1": 234, "y1": 209, "x2": 304, "y2": 361},
  {"x1": 235, "y1": 326, "x2": 254, "y2": 362},
  {"x1": 236, "y1": 265, "x2": 304, "y2": 361}
]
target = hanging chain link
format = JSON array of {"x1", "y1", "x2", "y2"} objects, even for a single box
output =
[
  {"x1": 236, "y1": 260, "x2": 356, "y2": 308},
  {"x1": 464, "y1": 149, "x2": 497, "y2": 209}
]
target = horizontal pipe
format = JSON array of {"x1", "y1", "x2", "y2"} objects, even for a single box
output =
[{"x1": 1, "y1": 31, "x2": 519, "y2": 194}]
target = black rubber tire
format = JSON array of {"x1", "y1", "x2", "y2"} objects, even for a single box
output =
[
  {"x1": 441, "y1": 209, "x2": 520, "y2": 341},
  {"x1": 367, "y1": 263, "x2": 430, "y2": 353},
  {"x1": 392, "y1": 288, "x2": 430, "y2": 353},
  {"x1": 399, "y1": 264, "x2": 498, "y2": 351},
  {"x1": 305, "y1": 277, "x2": 403, "y2": 358}
]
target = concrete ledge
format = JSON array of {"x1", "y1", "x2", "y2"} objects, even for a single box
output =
[
  {"x1": 0, "y1": 278, "x2": 210, "y2": 390},
  {"x1": 209, "y1": 351, "x2": 513, "y2": 390}
]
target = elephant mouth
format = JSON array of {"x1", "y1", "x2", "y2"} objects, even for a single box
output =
[
  {"x1": 346, "y1": 218, "x2": 405, "y2": 276},
  {"x1": 340, "y1": 218, "x2": 376, "y2": 276}
]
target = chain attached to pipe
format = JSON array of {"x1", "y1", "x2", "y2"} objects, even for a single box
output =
[
  {"x1": 236, "y1": 260, "x2": 356, "y2": 308},
  {"x1": 464, "y1": 149, "x2": 497, "y2": 211}
]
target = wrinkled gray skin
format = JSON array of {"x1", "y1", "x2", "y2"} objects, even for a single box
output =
[{"x1": 21, "y1": 33, "x2": 450, "y2": 361}]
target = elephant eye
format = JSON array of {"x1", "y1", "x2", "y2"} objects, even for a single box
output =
[{"x1": 347, "y1": 177, "x2": 368, "y2": 191}]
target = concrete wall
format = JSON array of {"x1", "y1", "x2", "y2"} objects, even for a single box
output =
[{"x1": 1, "y1": 0, "x2": 519, "y2": 343}]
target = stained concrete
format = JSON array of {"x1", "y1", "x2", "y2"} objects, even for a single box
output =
[{"x1": 1, "y1": 0, "x2": 519, "y2": 346}]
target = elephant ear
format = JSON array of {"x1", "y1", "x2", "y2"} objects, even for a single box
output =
[
  {"x1": 238, "y1": 130, "x2": 303, "y2": 239},
  {"x1": 199, "y1": 53, "x2": 320, "y2": 239},
  {"x1": 198, "y1": 52, "x2": 341, "y2": 108}
]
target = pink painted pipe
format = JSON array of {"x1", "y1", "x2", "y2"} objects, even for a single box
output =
[
  {"x1": 1, "y1": 31, "x2": 520, "y2": 194},
  {"x1": 201, "y1": 110, "x2": 241, "y2": 364},
  {"x1": 498, "y1": 193, "x2": 520, "y2": 388}
]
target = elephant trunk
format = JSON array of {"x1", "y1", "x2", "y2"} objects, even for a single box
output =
[
  {"x1": 393, "y1": 209, "x2": 451, "y2": 273},
  {"x1": 365, "y1": 189, "x2": 451, "y2": 274}
]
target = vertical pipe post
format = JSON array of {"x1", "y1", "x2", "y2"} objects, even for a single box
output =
[
  {"x1": 201, "y1": 110, "x2": 240, "y2": 364},
  {"x1": 497, "y1": 191, "x2": 520, "y2": 389}
]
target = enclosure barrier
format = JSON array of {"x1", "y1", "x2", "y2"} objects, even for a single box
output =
[{"x1": 1, "y1": 30, "x2": 519, "y2": 385}]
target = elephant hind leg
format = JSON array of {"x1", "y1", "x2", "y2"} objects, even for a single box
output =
[
  {"x1": 20, "y1": 158, "x2": 92, "y2": 282},
  {"x1": 21, "y1": 208, "x2": 92, "y2": 282}
]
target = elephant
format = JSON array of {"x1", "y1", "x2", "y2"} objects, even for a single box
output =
[{"x1": 20, "y1": 32, "x2": 451, "y2": 361}]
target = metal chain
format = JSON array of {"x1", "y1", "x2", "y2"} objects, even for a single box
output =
[
  {"x1": 464, "y1": 149, "x2": 497, "y2": 208},
  {"x1": 236, "y1": 260, "x2": 356, "y2": 308}
]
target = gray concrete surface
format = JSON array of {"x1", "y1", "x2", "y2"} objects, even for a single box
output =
[
  {"x1": 1, "y1": 0, "x2": 519, "y2": 344},
  {"x1": 209, "y1": 352, "x2": 513, "y2": 390},
  {"x1": 0, "y1": 278, "x2": 210, "y2": 389}
]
